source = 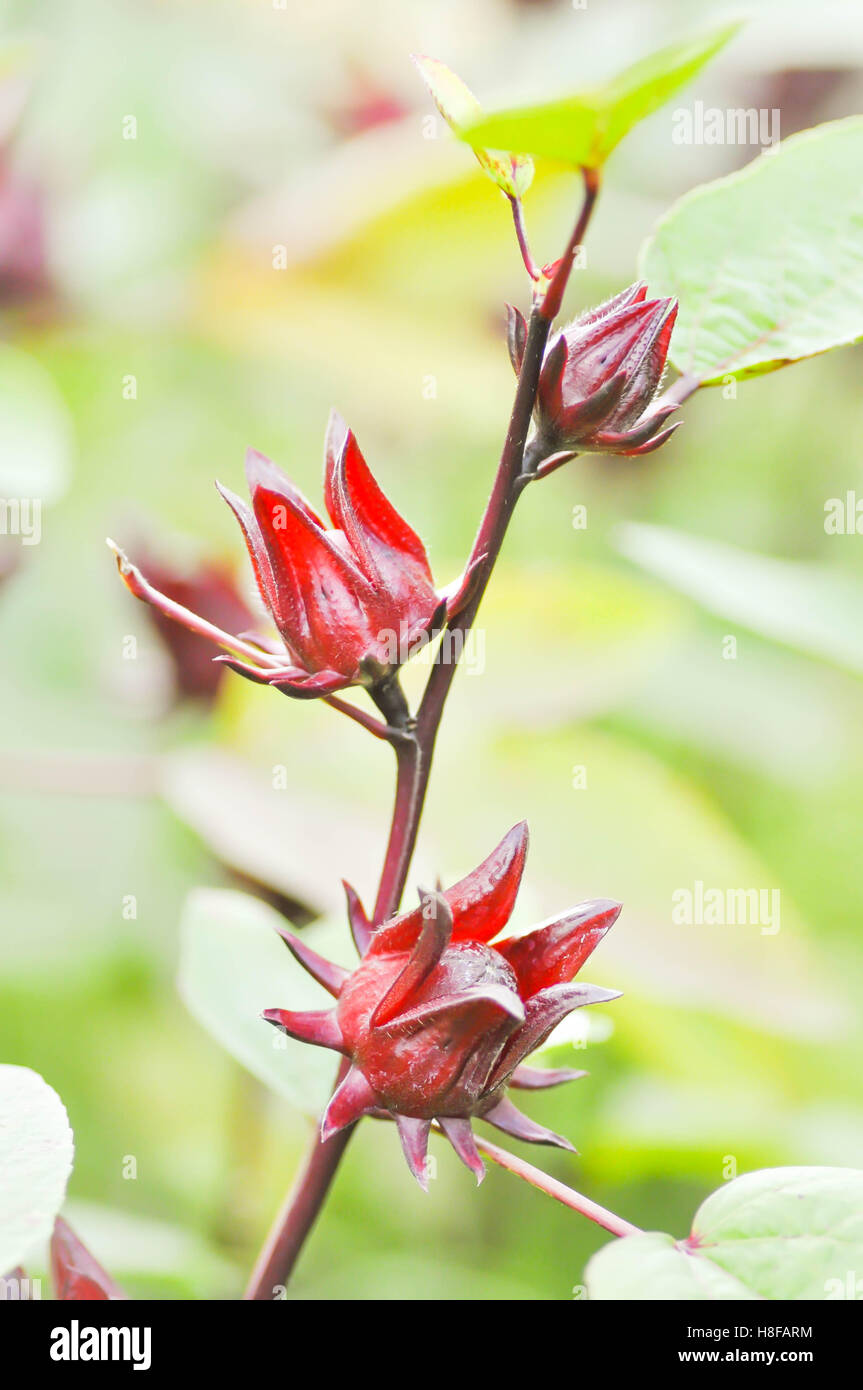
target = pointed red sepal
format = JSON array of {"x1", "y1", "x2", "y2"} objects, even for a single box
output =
[
  {"x1": 495, "y1": 898, "x2": 620, "y2": 999},
  {"x1": 371, "y1": 890, "x2": 452, "y2": 1028},
  {"x1": 381, "y1": 982, "x2": 523, "y2": 1039},
  {"x1": 441, "y1": 553, "x2": 487, "y2": 621},
  {"x1": 245, "y1": 446, "x2": 325, "y2": 529},
  {"x1": 272, "y1": 924, "x2": 348, "y2": 998},
  {"x1": 447, "y1": 820, "x2": 530, "y2": 943},
  {"x1": 489, "y1": 981, "x2": 622, "y2": 1088},
  {"x1": 323, "y1": 410, "x2": 434, "y2": 589},
  {"x1": 395, "y1": 1115, "x2": 432, "y2": 1190},
  {"x1": 269, "y1": 668, "x2": 353, "y2": 699},
  {"x1": 215, "y1": 654, "x2": 353, "y2": 700},
  {"x1": 213, "y1": 654, "x2": 307, "y2": 686},
  {"x1": 249, "y1": 461, "x2": 377, "y2": 678},
  {"x1": 51, "y1": 1218, "x2": 126, "y2": 1301},
  {"x1": 577, "y1": 281, "x2": 648, "y2": 325},
  {"x1": 262, "y1": 1007, "x2": 345, "y2": 1052},
  {"x1": 369, "y1": 821, "x2": 529, "y2": 955},
  {"x1": 564, "y1": 370, "x2": 628, "y2": 433},
  {"x1": 618, "y1": 420, "x2": 682, "y2": 456},
  {"x1": 538, "y1": 332, "x2": 568, "y2": 416},
  {"x1": 343, "y1": 881, "x2": 372, "y2": 956},
  {"x1": 216, "y1": 481, "x2": 282, "y2": 626},
  {"x1": 440, "y1": 1117, "x2": 485, "y2": 1184},
  {"x1": 481, "y1": 1095, "x2": 576, "y2": 1152},
  {"x1": 508, "y1": 1064, "x2": 588, "y2": 1090},
  {"x1": 532, "y1": 448, "x2": 577, "y2": 480},
  {"x1": 321, "y1": 1065, "x2": 378, "y2": 1141},
  {"x1": 590, "y1": 403, "x2": 678, "y2": 453}
]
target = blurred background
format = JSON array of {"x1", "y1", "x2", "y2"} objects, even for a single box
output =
[{"x1": 1, "y1": 0, "x2": 862, "y2": 1299}]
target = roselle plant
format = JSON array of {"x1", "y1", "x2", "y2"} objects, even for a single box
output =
[{"x1": 6, "y1": 21, "x2": 862, "y2": 1303}]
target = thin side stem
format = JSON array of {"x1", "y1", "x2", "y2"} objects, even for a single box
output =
[
  {"x1": 244, "y1": 178, "x2": 602, "y2": 1298},
  {"x1": 474, "y1": 1135, "x2": 642, "y2": 1239},
  {"x1": 510, "y1": 196, "x2": 540, "y2": 281}
]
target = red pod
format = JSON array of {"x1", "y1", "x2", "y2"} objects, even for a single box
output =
[
  {"x1": 509, "y1": 281, "x2": 681, "y2": 469},
  {"x1": 112, "y1": 413, "x2": 476, "y2": 701},
  {"x1": 132, "y1": 549, "x2": 254, "y2": 704},
  {"x1": 264, "y1": 822, "x2": 621, "y2": 1187}
]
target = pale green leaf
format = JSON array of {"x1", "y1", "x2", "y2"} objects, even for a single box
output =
[
  {"x1": 641, "y1": 117, "x2": 863, "y2": 383},
  {"x1": 177, "y1": 888, "x2": 347, "y2": 1114},
  {"x1": 0, "y1": 1065, "x2": 74, "y2": 1271},
  {"x1": 617, "y1": 522, "x2": 863, "y2": 675},
  {"x1": 413, "y1": 54, "x2": 534, "y2": 199},
  {"x1": 460, "y1": 23, "x2": 741, "y2": 167},
  {"x1": 587, "y1": 1166, "x2": 863, "y2": 1300}
]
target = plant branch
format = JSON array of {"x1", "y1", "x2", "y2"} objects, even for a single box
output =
[
  {"x1": 473, "y1": 1135, "x2": 642, "y2": 1239},
  {"x1": 244, "y1": 179, "x2": 601, "y2": 1297}
]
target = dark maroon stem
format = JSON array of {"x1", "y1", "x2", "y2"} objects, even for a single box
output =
[{"x1": 244, "y1": 177, "x2": 601, "y2": 1298}]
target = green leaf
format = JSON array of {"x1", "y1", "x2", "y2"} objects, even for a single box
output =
[
  {"x1": 617, "y1": 522, "x2": 863, "y2": 676},
  {"x1": 412, "y1": 54, "x2": 534, "y2": 199},
  {"x1": 460, "y1": 23, "x2": 740, "y2": 168},
  {"x1": 587, "y1": 1166, "x2": 863, "y2": 1299},
  {"x1": 641, "y1": 117, "x2": 863, "y2": 383},
  {"x1": 0, "y1": 1065, "x2": 74, "y2": 1272},
  {"x1": 177, "y1": 888, "x2": 348, "y2": 1114}
]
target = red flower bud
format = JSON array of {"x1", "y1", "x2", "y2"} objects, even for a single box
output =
[
  {"x1": 50, "y1": 1218, "x2": 126, "y2": 1301},
  {"x1": 111, "y1": 413, "x2": 476, "y2": 701},
  {"x1": 264, "y1": 822, "x2": 621, "y2": 1187},
  {"x1": 509, "y1": 282, "x2": 681, "y2": 471}
]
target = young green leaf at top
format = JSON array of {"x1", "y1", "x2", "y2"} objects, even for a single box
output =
[{"x1": 459, "y1": 22, "x2": 741, "y2": 168}]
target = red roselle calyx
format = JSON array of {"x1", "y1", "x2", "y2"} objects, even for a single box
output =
[
  {"x1": 264, "y1": 822, "x2": 621, "y2": 1187},
  {"x1": 110, "y1": 412, "x2": 476, "y2": 706},
  {"x1": 508, "y1": 281, "x2": 681, "y2": 475}
]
